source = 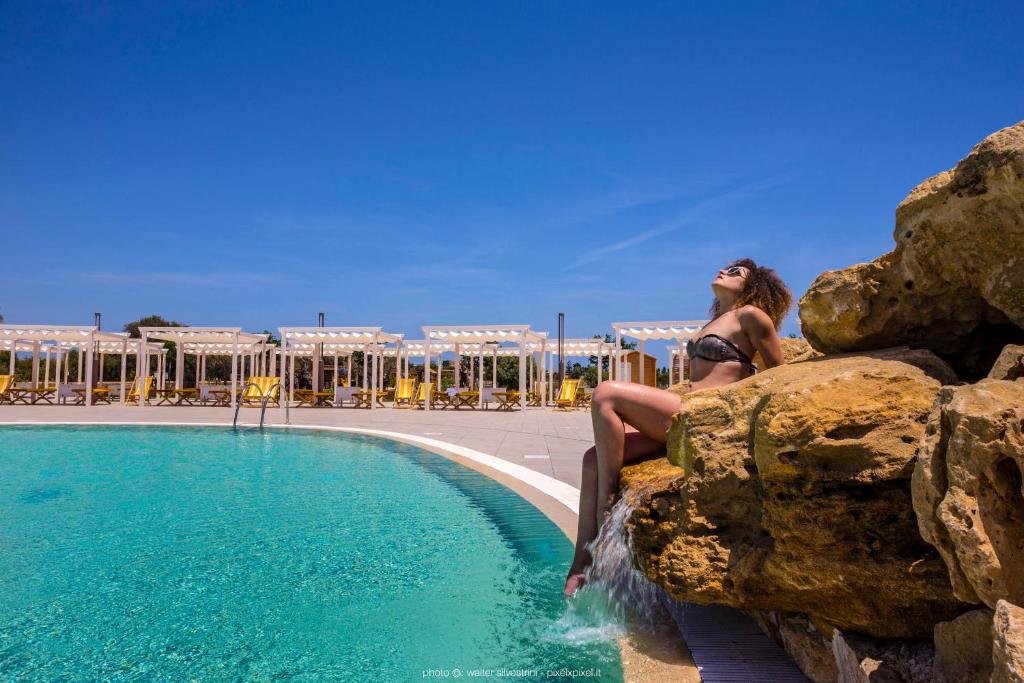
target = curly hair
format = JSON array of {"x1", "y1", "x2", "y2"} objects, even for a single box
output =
[{"x1": 709, "y1": 258, "x2": 792, "y2": 329}]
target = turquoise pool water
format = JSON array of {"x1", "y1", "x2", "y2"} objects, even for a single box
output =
[{"x1": 0, "y1": 425, "x2": 622, "y2": 681}]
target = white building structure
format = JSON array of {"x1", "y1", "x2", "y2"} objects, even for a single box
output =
[{"x1": 611, "y1": 321, "x2": 707, "y2": 386}]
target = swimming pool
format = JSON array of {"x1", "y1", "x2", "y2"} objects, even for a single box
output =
[{"x1": 0, "y1": 425, "x2": 622, "y2": 681}]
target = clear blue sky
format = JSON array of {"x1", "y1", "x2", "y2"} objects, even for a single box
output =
[{"x1": 3, "y1": 2, "x2": 1022, "y2": 360}]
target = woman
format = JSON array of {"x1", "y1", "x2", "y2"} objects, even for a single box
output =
[{"x1": 564, "y1": 258, "x2": 793, "y2": 596}]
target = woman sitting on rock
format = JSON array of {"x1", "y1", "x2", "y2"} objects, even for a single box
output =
[{"x1": 565, "y1": 258, "x2": 793, "y2": 596}]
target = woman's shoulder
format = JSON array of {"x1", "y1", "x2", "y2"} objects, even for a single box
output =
[{"x1": 735, "y1": 304, "x2": 774, "y2": 328}]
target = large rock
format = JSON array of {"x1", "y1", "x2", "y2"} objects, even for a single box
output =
[
  {"x1": 799, "y1": 121, "x2": 1024, "y2": 379},
  {"x1": 933, "y1": 608, "x2": 994, "y2": 683},
  {"x1": 993, "y1": 600, "x2": 1024, "y2": 683},
  {"x1": 912, "y1": 379, "x2": 1024, "y2": 607},
  {"x1": 623, "y1": 347, "x2": 960, "y2": 640},
  {"x1": 989, "y1": 344, "x2": 1024, "y2": 380},
  {"x1": 832, "y1": 631, "x2": 934, "y2": 683}
]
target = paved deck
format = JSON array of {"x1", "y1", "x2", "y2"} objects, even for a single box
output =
[{"x1": 0, "y1": 404, "x2": 595, "y2": 488}]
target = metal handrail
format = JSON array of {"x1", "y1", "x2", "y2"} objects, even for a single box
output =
[{"x1": 233, "y1": 381, "x2": 282, "y2": 430}]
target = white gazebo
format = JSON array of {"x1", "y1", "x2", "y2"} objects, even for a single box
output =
[
  {"x1": 138, "y1": 327, "x2": 270, "y2": 407},
  {"x1": 278, "y1": 327, "x2": 403, "y2": 419},
  {"x1": 421, "y1": 326, "x2": 547, "y2": 411},
  {"x1": 0, "y1": 325, "x2": 146, "y2": 406},
  {"x1": 611, "y1": 321, "x2": 707, "y2": 386}
]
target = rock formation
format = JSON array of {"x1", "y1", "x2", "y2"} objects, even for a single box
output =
[
  {"x1": 993, "y1": 600, "x2": 1024, "y2": 683},
  {"x1": 799, "y1": 121, "x2": 1024, "y2": 379},
  {"x1": 620, "y1": 121, "x2": 1024, "y2": 682},
  {"x1": 913, "y1": 379, "x2": 1024, "y2": 607},
  {"x1": 624, "y1": 348, "x2": 959, "y2": 639},
  {"x1": 988, "y1": 344, "x2": 1024, "y2": 380}
]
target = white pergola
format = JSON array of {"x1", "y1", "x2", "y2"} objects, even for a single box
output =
[
  {"x1": 139, "y1": 327, "x2": 269, "y2": 407},
  {"x1": 611, "y1": 321, "x2": 707, "y2": 386},
  {"x1": 0, "y1": 325, "x2": 150, "y2": 406},
  {"x1": 550, "y1": 338, "x2": 613, "y2": 387},
  {"x1": 422, "y1": 326, "x2": 547, "y2": 411},
  {"x1": 278, "y1": 327, "x2": 402, "y2": 420}
]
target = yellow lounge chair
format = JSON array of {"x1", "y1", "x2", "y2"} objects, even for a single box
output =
[
  {"x1": 126, "y1": 376, "x2": 153, "y2": 405},
  {"x1": 412, "y1": 383, "x2": 449, "y2": 409},
  {"x1": 0, "y1": 375, "x2": 14, "y2": 404},
  {"x1": 553, "y1": 379, "x2": 582, "y2": 410},
  {"x1": 241, "y1": 376, "x2": 281, "y2": 407},
  {"x1": 392, "y1": 378, "x2": 416, "y2": 407}
]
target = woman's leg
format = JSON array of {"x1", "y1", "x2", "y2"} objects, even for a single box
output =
[{"x1": 565, "y1": 382, "x2": 681, "y2": 595}]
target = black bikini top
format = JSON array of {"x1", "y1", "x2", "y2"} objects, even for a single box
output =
[{"x1": 686, "y1": 333, "x2": 757, "y2": 372}]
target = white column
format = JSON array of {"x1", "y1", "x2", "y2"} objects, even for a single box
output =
[
  {"x1": 44, "y1": 347, "x2": 51, "y2": 388},
  {"x1": 477, "y1": 348, "x2": 484, "y2": 408},
  {"x1": 138, "y1": 335, "x2": 147, "y2": 407},
  {"x1": 361, "y1": 345, "x2": 368, "y2": 388},
  {"x1": 614, "y1": 329, "x2": 622, "y2": 380},
  {"x1": 492, "y1": 347, "x2": 497, "y2": 387},
  {"x1": 31, "y1": 342, "x2": 40, "y2": 388},
  {"x1": 54, "y1": 346, "x2": 63, "y2": 404},
  {"x1": 230, "y1": 334, "x2": 238, "y2": 406},
  {"x1": 518, "y1": 342, "x2": 526, "y2": 411},
  {"x1": 541, "y1": 349, "x2": 548, "y2": 408},
  {"x1": 312, "y1": 341, "x2": 321, "y2": 393},
  {"x1": 346, "y1": 353, "x2": 352, "y2": 387},
  {"x1": 597, "y1": 345, "x2": 604, "y2": 385},
  {"x1": 7, "y1": 342, "x2": 15, "y2": 375},
  {"x1": 77, "y1": 347, "x2": 83, "y2": 382},
  {"x1": 423, "y1": 335, "x2": 431, "y2": 412},
  {"x1": 176, "y1": 342, "x2": 184, "y2": 389},
  {"x1": 120, "y1": 340, "x2": 127, "y2": 404},
  {"x1": 333, "y1": 353, "x2": 339, "y2": 388},
  {"x1": 638, "y1": 339, "x2": 645, "y2": 386},
  {"x1": 84, "y1": 336, "x2": 94, "y2": 406}
]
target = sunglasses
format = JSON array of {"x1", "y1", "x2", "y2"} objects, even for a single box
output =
[{"x1": 723, "y1": 266, "x2": 747, "y2": 277}]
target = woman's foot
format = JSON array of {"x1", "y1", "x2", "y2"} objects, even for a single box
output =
[{"x1": 564, "y1": 572, "x2": 586, "y2": 597}]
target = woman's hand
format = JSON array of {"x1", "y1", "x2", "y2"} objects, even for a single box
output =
[{"x1": 738, "y1": 305, "x2": 785, "y2": 368}]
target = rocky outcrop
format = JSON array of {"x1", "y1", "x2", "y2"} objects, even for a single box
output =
[
  {"x1": 933, "y1": 608, "x2": 994, "y2": 683},
  {"x1": 912, "y1": 379, "x2": 1024, "y2": 607},
  {"x1": 799, "y1": 121, "x2": 1024, "y2": 379},
  {"x1": 624, "y1": 348, "x2": 960, "y2": 640},
  {"x1": 993, "y1": 600, "x2": 1024, "y2": 683},
  {"x1": 989, "y1": 344, "x2": 1024, "y2": 380},
  {"x1": 832, "y1": 631, "x2": 934, "y2": 683}
]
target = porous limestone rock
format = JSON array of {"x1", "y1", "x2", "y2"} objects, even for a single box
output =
[
  {"x1": 752, "y1": 611, "x2": 838, "y2": 683},
  {"x1": 832, "y1": 631, "x2": 934, "y2": 683},
  {"x1": 624, "y1": 347, "x2": 960, "y2": 639},
  {"x1": 912, "y1": 379, "x2": 1024, "y2": 607},
  {"x1": 993, "y1": 600, "x2": 1024, "y2": 683},
  {"x1": 933, "y1": 608, "x2": 994, "y2": 683},
  {"x1": 799, "y1": 121, "x2": 1024, "y2": 379},
  {"x1": 989, "y1": 344, "x2": 1024, "y2": 380}
]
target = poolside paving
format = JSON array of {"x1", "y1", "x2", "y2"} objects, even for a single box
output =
[{"x1": 0, "y1": 404, "x2": 596, "y2": 488}]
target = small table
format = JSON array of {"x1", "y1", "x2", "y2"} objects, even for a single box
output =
[
  {"x1": 452, "y1": 391, "x2": 479, "y2": 409},
  {"x1": 207, "y1": 389, "x2": 232, "y2": 407},
  {"x1": 351, "y1": 391, "x2": 385, "y2": 409},
  {"x1": 11, "y1": 387, "x2": 58, "y2": 405},
  {"x1": 70, "y1": 387, "x2": 111, "y2": 405},
  {"x1": 155, "y1": 388, "x2": 200, "y2": 406},
  {"x1": 296, "y1": 389, "x2": 334, "y2": 407},
  {"x1": 492, "y1": 391, "x2": 520, "y2": 411}
]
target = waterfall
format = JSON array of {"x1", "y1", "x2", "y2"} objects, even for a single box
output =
[
  {"x1": 546, "y1": 496, "x2": 663, "y2": 644},
  {"x1": 581, "y1": 495, "x2": 663, "y2": 627}
]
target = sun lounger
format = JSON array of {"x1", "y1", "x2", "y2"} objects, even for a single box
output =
[
  {"x1": 453, "y1": 391, "x2": 479, "y2": 409},
  {"x1": 553, "y1": 379, "x2": 582, "y2": 410},
  {"x1": 0, "y1": 375, "x2": 14, "y2": 404},
  {"x1": 392, "y1": 378, "x2": 416, "y2": 408},
  {"x1": 412, "y1": 383, "x2": 450, "y2": 409},
  {"x1": 241, "y1": 376, "x2": 280, "y2": 407},
  {"x1": 126, "y1": 376, "x2": 154, "y2": 405},
  {"x1": 295, "y1": 388, "x2": 333, "y2": 407}
]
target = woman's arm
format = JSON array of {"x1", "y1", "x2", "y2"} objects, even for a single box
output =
[{"x1": 738, "y1": 305, "x2": 785, "y2": 368}]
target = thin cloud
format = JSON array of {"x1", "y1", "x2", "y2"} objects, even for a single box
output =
[{"x1": 570, "y1": 171, "x2": 798, "y2": 268}]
